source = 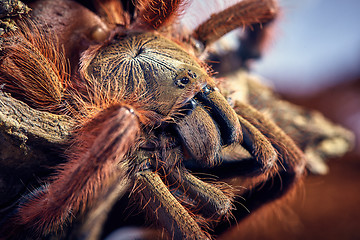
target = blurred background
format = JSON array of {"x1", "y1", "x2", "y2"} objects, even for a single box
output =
[
  {"x1": 253, "y1": 1, "x2": 360, "y2": 239},
  {"x1": 254, "y1": 0, "x2": 360, "y2": 95},
  {"x1": 183, "y1": 0, "x2": 360, "y2": 239}
]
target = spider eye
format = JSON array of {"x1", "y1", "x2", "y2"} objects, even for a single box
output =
[
  {"x1": 180, "y1": 77, "x2": 190, "y2": 85},
  {"x1": 174, "y1": 68, "x2": 200, "y2": 89},
  {"x1": 188, "y1": 70, "x2": 197, "y2": 79}
]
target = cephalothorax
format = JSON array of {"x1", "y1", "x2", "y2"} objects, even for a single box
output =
[{"x1": 0, "y1": 0, "x2": 309, "y2": 239}]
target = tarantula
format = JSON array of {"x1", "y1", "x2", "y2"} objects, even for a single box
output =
[{"x1": 0, "y1": 0, "x2": 306, "y2": 239}]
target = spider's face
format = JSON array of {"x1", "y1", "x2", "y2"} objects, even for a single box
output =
[{"x1": 85, "y1": 32, "x2": 241, "y2": 164}]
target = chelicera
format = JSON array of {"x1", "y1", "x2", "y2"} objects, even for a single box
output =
[{"x1": 0, "y1": 0, "x2": 306, "y2": 239}]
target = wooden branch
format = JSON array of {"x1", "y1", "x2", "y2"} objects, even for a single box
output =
[{"x1": 0, "y1": 91, "x2": 73, "y2": 206}]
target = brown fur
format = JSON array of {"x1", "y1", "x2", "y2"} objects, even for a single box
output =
[
  {"x1": 94, "y1": 0, "x2": 129, "y2": 26},
  {"x1": 235, "y1": 101, "x2": 306, "y2": 176},
  {"x1": 16, "y1": 105, "x2": 139, "y2": 234},
  {"x1": 135, "y1": 0, "x2": 186, "y2": 29},
  {"x1": 0, "y1": 20, "x2": 67, "y2": 111},
  {"x1": 193, "y1": 0, "x2": 278, "y2": 46}
]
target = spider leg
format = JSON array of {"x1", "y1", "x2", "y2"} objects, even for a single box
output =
[
  {"x1": 135, "y1": 168, "x2": 210, "y2": 240},
  {"x1": 237, "y1": 114, "x2": 278, "y2": 171},
  {"x1": 192, "y1": 0, "x2": 278, "y2": 48},
  {"x1": 134, "y1": 130, "x2": 227, "y2": 239},
  {"x1": 235, "y1": 101, "x2": 306, "y2": 175},
  {"x1": 183, "y1": 108, "x2": 278, "y2": 177},
  {"x1": 213, "y1": 101, "x2": 306, "y2": 233},
  {"x1": 3, "y1": 104, "x2": 139, "y2": 237},
  {"x1": 134, "y1": 0, "x2": 185, "y2": 29},
  {"x1": 0, "y1": 19, "x2": 67, "y2": 111},
  {"x1": 182, "y1": 99, "x2": 305, "y2": 234},
  {"x1": 69, "y1": 172, "x2": 132, "y2": 240},
  {"x1": 166, "y1": 106, "x2": 281, "y2": 224},
  {"x1": 166, "y1": 166, "x2": 233, "y2": 220},
  {"x1": 186, "y1": 100, "x2": 304, "y2": 178}
]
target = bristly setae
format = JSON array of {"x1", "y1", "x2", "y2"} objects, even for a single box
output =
[{"x1": 0, "y1": 0, "x2": 307, "y2": 239}]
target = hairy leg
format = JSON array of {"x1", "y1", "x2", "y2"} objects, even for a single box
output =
[
  {"x1": 135, "y1": 169, "x2": 210, "y2": 240},
  {"x1": 2, "y1": 105, "x2": 139, "y2": 237},
  {"x1": 192, "y1": 0, "x2": 278, "y2": 47}
]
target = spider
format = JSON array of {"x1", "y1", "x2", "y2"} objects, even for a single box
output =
[{"x1": 0, "y1": 0, "x2": 306, "y2": 239}]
